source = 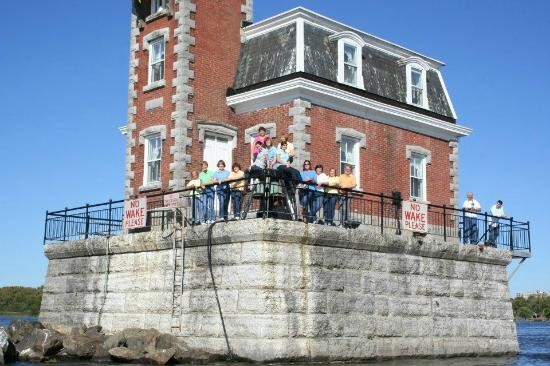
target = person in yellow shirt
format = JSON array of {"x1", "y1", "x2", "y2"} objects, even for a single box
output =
[
  {"x1": 322, "y1": 168, "x2": 340, "y2": 225},
  {"x1": 229, "y1": 163, "x2": 245, "y2": 220},
  {"x1": 339, "y1": 164, "x2": 357, "y2": 226},
  {"x1": 186, "y1": 170, "x2": 203, "y2": 225}
]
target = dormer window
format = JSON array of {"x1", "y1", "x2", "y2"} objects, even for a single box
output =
[
  {"x1": 329, "y1": 31, "x2": 366, "y2": 89},
  {"x1": 151, "y1": 0, "x2": 165, "y2": 14},
  {"x1": 399, "y1": 57, "x2": 430, "y2": 108},
  {"x1": 410, "y1": 67, "x2": 423, "y2": 106},
  {"x1": 344, "y1": 44, "x2": 358, "y2": 85}
]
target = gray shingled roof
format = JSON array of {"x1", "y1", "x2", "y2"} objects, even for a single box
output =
[{"x1": 232, "y1": 22, "x2": 454, "y2": 120}]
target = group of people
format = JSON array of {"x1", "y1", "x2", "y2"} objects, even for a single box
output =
[
  {"x1": 462, "y1": 192, "x2": 506, "y2": 246},
  {"x1": 185, "y1": 127, "x2": 359, "y2": 225}
]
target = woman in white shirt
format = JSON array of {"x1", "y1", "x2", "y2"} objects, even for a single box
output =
[{"x1": 277, "y1": 134, "x2": 295, "y2": 164}]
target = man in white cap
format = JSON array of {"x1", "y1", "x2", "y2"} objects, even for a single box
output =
[{"x1": 462, "y1": 192, "x2": 481, "y2": 244}]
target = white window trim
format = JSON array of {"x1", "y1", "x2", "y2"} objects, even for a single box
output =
[
  {"x1": 409, "y1": 153, "x2": 427, "y2": 201},
  {"x1": 329, "y1": 31, "x2": 365, "y2": 89},
  {"x1": 148, "y1": 37, "x2": 165, "y2": 85},
  {"x1": 142, "y1": 28, "x2": 169, "y2": 92},
  {"x1": 139, "y1": 126, "x2": 167, "y2": 191},
  {"x1": 398, "y1": 57, "x2": 430, "y2": 109},
  {"x1": 196, "y1": 121, "x2": 238, "y2": 149},
  {"x1": 144, "y1": 134, "x2": 162, "y2": 188},
  {"x1": 406, "y1": 145, "x2": 432, "y2": 202},
  {"x1": 336, "y1": 128, "x2": 366, "y2": 190}
]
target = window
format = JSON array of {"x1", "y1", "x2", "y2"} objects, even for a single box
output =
[
  {"x1": 149, "y1": 37, "x2": 165, "y2": 84},
  {"x1": 329, "y1": 31, "x2": 365, "y2": 89},
  {"x1": 343, "y1": 44, "x2": 358, "y2": 85},
  {"x1": 411, "y1": 67, "x2": 423, "y2": 106},
  {"x1": 340, "y1": 136, "x2": 359, "y2": 175},
  {"x1": 410, "y1": 153, "x2": 426, "y2": 200},
  {"x1": 151, "y1": 0, "x2": 166, "y2": 14},
  {"x1": 145, "y1": 133, "x2": 162, "y2": 184},
  {"x1": 399, "y1": 57, "x2": 429, "y2": 108}
]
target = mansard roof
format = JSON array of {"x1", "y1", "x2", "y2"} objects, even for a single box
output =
[{"x1": 230, "y1": 7, "x2": 457, "y2": 122}]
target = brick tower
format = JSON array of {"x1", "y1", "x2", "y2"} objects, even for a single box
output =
[{"x1": 124, "y1": 0, "x2": 253, "y2": 198}]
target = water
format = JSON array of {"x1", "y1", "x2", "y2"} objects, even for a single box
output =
[{"x1": 1, "y1": 316, "x2": 549, "y2": 365}]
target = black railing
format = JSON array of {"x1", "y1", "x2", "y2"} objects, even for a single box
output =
[
  {"x1": 43, "y1": 171, "x2": 531, "y2": 256},
  {"x1": 44, "y1": 200, "x2": 125, "y2": 243}
]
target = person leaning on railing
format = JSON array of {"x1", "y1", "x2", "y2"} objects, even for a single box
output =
[
  {"x1": 214, "y1": 160, "x2": 230, "y2": 222},
  {"x1": 229, "y1": 163, "x2": 245, "y2": 220},
  {"x1": 300, "y1": 160, "x2": 317, "y2": 223},
  {"x1": 199, "y1": 161, "x2": 216, "y2": 224},
  {"x1": 323, "y1": 168, "x2": 340, "y2": 226},
  {"x1": 339, "y1": 164, "x2": 357, "y2": 226},
  {"x1": 462, "y1": 191, "x2": 481, "y2": 244},
  {"x1": 313, "y1": 164, "x2": 329, "y2": 224},
  {"x1": 186, "y1": 170, "x2": 203, "y2": 225},
  {"x1": 488, "y1": 200, "x2": 506, "y2": 246}
]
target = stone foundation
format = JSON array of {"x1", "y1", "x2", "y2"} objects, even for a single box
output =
[{"x1": 40, "y1": 219, "x2": 518, "y2": 361}]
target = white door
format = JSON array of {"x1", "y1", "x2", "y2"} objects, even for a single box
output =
[
  {"x1": 203, "y1": 134, "x2": 233, "y2": 215},
  {"x1": 203, "y1": 134, "x2": 232, "y2": 171}
]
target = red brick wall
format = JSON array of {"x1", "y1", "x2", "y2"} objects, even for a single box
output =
[
  {"x1": 131, "y1": 0, "x2": 247, "y2": 194},
  {"x1": 191, "y1": 0, "x2": 243, "y2": 122},
  {"x1": 131, "y1": 12, "x2": 177, "y2": 194},
  {"x1": 229, "y1": 103, "x2": 451, "y2": 207},
  {"x1": 307, "y1": 106, "x2": 451, "y2": 206},
  {"x1": 187, "y1": 0, "x2": 246, "y2": 173}
]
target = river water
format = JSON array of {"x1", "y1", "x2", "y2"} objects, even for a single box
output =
[{"x1": 1, "y1": 316, "x2": 549, "y2": 365}]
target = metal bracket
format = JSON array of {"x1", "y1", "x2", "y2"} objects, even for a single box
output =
[{"x1": 508, "y1": 257, "x2": 527, "y2": 281}]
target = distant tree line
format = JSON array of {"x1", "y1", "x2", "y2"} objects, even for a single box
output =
[
  {"x1": 512, "y1": 294, "x2": 550, "y2": 320},
  {"x1": 0, "y1": 286, "x2": 43, "y2": 315}
]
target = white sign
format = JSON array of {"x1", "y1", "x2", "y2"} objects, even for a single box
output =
[
  {"x1": 163, "y1": 193, "x2": 182, "y2": 208},
  {"x1": 402, "y1": 201, "x2": 428, "y2": 233},
  {"x1": 123, "y1": 197, "x2": 147, "y2": 229}
]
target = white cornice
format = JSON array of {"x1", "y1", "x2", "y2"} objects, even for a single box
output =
[
  {"x1": 226, "y1": 78, "x2": 471, "y2": 141},
  {"x1": 243, "y1": 7, "x2": 445, "y2": 69}
]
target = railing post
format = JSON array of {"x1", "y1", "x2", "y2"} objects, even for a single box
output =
[
  {"x1": 509, "y1": 216, "x2": 514, "y2": 251},
  {"x1": 527, "y1": 221, "x2": 531, "y2": 253},
  {"x1": 43, "y1": 210, "x2": 49, "y2": 245},
  {"x1": 443, "y1": 205, "x2": 447, "y2": 242},
  {"x1": 192, "y1": 188, "x2": 196, "y2": 225},
  {"x1": 483, "y1": 211, "x2": 488, "y2": 244},
  {"x1": 461, "y1": 208, "x2": 466, "y2": 243},
  {"x1": 63, "y1": 207, "x2": 68, "y2": 242},
  {"x1": 380, "y1": 193, "x2": 384, "y2": 235},
  {"x1": 107, "y1": 199, "x2": 113, "y2": 237},
  {"x1": 85, "y1": 204, "x2": 90, "y2": 239}
]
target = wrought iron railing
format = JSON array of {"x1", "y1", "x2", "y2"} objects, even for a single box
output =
[{"x1": 43, "y1": 171, "x2": 531, "y2": 256}]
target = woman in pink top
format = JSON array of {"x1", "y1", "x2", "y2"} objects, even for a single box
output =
[{"x1": 251, "y1": 126, "x2": 270, "y2": 162}]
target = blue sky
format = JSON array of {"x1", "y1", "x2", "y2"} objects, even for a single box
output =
[{"x1": 1, "y1": 1, "x2": 548, "y2": 295}]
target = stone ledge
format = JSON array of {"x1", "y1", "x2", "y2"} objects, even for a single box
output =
[{"x1": 44, "y1": 219, "x2": 511, "y2": 266}]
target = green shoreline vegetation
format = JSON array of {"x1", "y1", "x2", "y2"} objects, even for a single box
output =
[
  {"x1": 512, "y1": 293, "x2": 550, "y2": 320},
  {"x1": 0, "y1": 286, "x2": 43, "y2": 316}
]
